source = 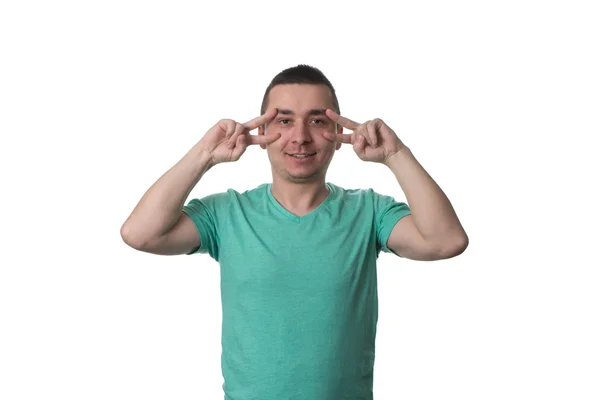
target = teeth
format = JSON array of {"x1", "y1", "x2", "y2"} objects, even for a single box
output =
[{"x1": 289, "y1": 153, "x2": 314, "y2": 158}]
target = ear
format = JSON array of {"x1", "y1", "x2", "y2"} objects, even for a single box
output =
[
  {"x1": 258, "y1": 124, "x2": 266, "y2": 150},
  {"x1": 335, "y1": 123, "x2": 343, "y2": 150}
]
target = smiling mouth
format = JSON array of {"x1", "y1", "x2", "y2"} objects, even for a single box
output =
[{"x1": 286, "y1": 153, "x2": 317, "y2": 159}]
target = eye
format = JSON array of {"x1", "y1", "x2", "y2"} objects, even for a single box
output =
[
  {"x1": 279, "y1": 119, "x2": 291, "y2": 125},
  {"x1": 311, "y1": 119, "x2": 325, "y2": 124}
]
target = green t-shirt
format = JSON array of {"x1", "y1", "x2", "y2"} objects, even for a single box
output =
[{"x1": 182, "y1": 182, "x2": 411, "y2": 399}]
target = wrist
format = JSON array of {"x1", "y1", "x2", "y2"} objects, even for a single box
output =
[
  {"x1": 384, "y1": 145, "x2": 412, "y2": 168},
  {"x1": 186, "y1": 144, "x2": 216, "y2": 172}
]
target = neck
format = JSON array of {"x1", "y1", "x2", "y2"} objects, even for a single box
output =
[{"x1": 270, "y1": 177, "x2": 329, "y2": 214}]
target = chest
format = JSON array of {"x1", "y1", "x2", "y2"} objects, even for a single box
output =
[{"x1": 218, "y1": 216, "x2": 377, "y2": 292}]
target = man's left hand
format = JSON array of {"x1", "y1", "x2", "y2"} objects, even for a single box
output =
[{"x1": 323, "y1": 109, "x2": 405, "y2": 164}]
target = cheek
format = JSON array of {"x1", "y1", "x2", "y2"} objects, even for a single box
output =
[
  {"x1": 316, "y1": 131, "x2": 335, "y2": 147},
  {"x1": 267, "y1": 125, "x2": 332, "y2": 146},
  {"x1": 267, "y1": 125, "x2": 289, "y2": 140}
]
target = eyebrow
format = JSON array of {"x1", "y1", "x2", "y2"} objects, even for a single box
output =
[{"x1": 276, "y1": 108, "x2": 327, "y2": 116}]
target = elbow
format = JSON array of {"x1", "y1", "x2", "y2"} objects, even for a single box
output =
[
  {"x1": 120, "y1": 223, "x2": 146, "y2": 250},
  {"x1": 454, "y1": 235, "x2": 469, "y2": 256},
  {"x1": 439, "y1": 234, "x2": 469, "y2": 259}
]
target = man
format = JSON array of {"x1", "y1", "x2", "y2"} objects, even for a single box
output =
[{"x1": 121, "y1": 64, "x2": 468, "y2": 399}]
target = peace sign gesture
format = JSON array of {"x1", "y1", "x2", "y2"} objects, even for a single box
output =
[
  {"x1": 322, "y1": 109, "x2": 405, "y2": 165},
  {"x1": 198, "y1": 108, "x2": 281, "y2": 165}
]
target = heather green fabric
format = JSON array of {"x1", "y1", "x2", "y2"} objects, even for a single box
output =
[{"x1": 182, "y1": 182, "x2": 411, "y2": 399}]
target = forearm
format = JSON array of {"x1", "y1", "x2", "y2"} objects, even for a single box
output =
[
  {"x1": 120, "y1": 144, "x2": 213, "y2": 246},
  {"x1": 385, "y1": 146, "x2": 467, "y2": 244}
]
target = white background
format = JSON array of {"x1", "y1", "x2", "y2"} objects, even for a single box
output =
[{"x1": 1, "y1": 0, "x2": 599, "y2": 399}]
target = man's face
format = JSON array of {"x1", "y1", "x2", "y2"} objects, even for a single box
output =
[{"x1": 258, "y1": 84, "x2": 343, "y2": 183}]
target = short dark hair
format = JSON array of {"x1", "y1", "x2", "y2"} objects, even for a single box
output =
[{"x1": 260, "y1": 64, "x2": 340, "y2": 115}]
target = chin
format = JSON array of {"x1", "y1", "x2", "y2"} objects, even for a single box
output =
[
  {"x1": 285, "y1": 163, "x2": 331, "y2": 182},
  {"x1": 286, "y1": 171, "x2": 322, "y2": 182}
]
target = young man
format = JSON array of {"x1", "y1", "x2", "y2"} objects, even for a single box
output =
[{"x1": 121, "y1": 64, "x2": 468, "y2": 399}]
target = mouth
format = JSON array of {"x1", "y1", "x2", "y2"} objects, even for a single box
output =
[{"x1": 286, "y1": 152, "x2": 317, "y2": 159}]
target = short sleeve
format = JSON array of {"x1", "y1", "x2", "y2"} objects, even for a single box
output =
[
  {"x1": 181, "y1": 192, "x2": 229, "y2": 260},
  {"x1": 373, "y1": 190, "x2": 411, "y2": 255}
]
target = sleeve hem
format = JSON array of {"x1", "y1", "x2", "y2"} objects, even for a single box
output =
[
  {"x1": 380, "y1": 211, "x2": 412, "y2": 254},
  {"x1": 182, "y1": 207, "x2": 209, "y2": 255}
]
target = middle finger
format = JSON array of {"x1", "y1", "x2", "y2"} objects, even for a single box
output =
[
  {"x1": 228, "y1": 123, "x2": 246, "y2": 148},
  {"x1": 366, "y1": 120, "x2": 377, "y2": 146}
]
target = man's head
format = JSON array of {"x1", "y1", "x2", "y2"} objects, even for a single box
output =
[
  {"x1": 260, "y1": 64, "x2": 340, "y2": 116},
  {"x1": 258, "y1": 64, "x2": 343, "y2": 183}
]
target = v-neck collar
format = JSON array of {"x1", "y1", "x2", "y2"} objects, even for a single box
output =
[{"x1": 267, "y1": 182, "x2": 333, "y2": 222}]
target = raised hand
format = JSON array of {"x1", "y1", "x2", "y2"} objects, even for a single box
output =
[
  {"x1": 322, "y1": 109, "x2": 405, "y2": 164},
  {"x1": 198, "y1": 108, "x2": 280, "y2": 165}
]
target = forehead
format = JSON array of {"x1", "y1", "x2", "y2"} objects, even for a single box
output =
[{"x1": 267, "y1": 84, "x2": 334, "y2": 114}]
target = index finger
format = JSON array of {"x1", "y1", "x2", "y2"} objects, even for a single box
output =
[
  {"x1": 247, "y1": 132, "x2": 281, "y2": 146},
  {"x1": 243, "y1": 108, "x2": 278, "y2": 131},
  {"x1": 325, "y1": 109, "x2": 360, "y2": 130}
]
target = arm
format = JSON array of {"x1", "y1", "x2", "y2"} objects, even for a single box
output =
[
  {"x1": 120, "y1": 145, "x2": 213, "y2": 255},
  {"x1": 320, "y1": 110, "x2": 467, "y2": 261},
  {"x1": 385, "y1": 146, "x2": 468, "y2": 260},
  {"x1": 120, "y1": 110, "x2": 280, "y2": 255}
]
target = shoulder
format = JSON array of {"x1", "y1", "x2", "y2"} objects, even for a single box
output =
[
  {"x1": 187, "y1": 183, "x2": 268, "y2": 206},
  {"x1": 237, "y1": 183, "x2": 270, "y2": 200},
  {"x1": 327, "y1": 182, "x2": 401, "y2": 208},
  {"x1": 327, "y1": 182, "x2": 373, "y2": 200},
  {"x1": 184, "y1": 191, "x2": 230, "y2": 211}
]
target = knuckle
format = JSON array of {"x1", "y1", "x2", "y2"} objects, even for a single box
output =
[{"x1": 220, "y1": 119, "x2": 235, "y2": 132}]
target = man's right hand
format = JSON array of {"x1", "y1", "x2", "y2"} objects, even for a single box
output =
[{"x1": 198, "y1": 108, "x2": 280, "y2": 165}]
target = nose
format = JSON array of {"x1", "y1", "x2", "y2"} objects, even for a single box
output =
[{"x1": 290, "y1": 121, "x2": 312, "y2": 144}]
